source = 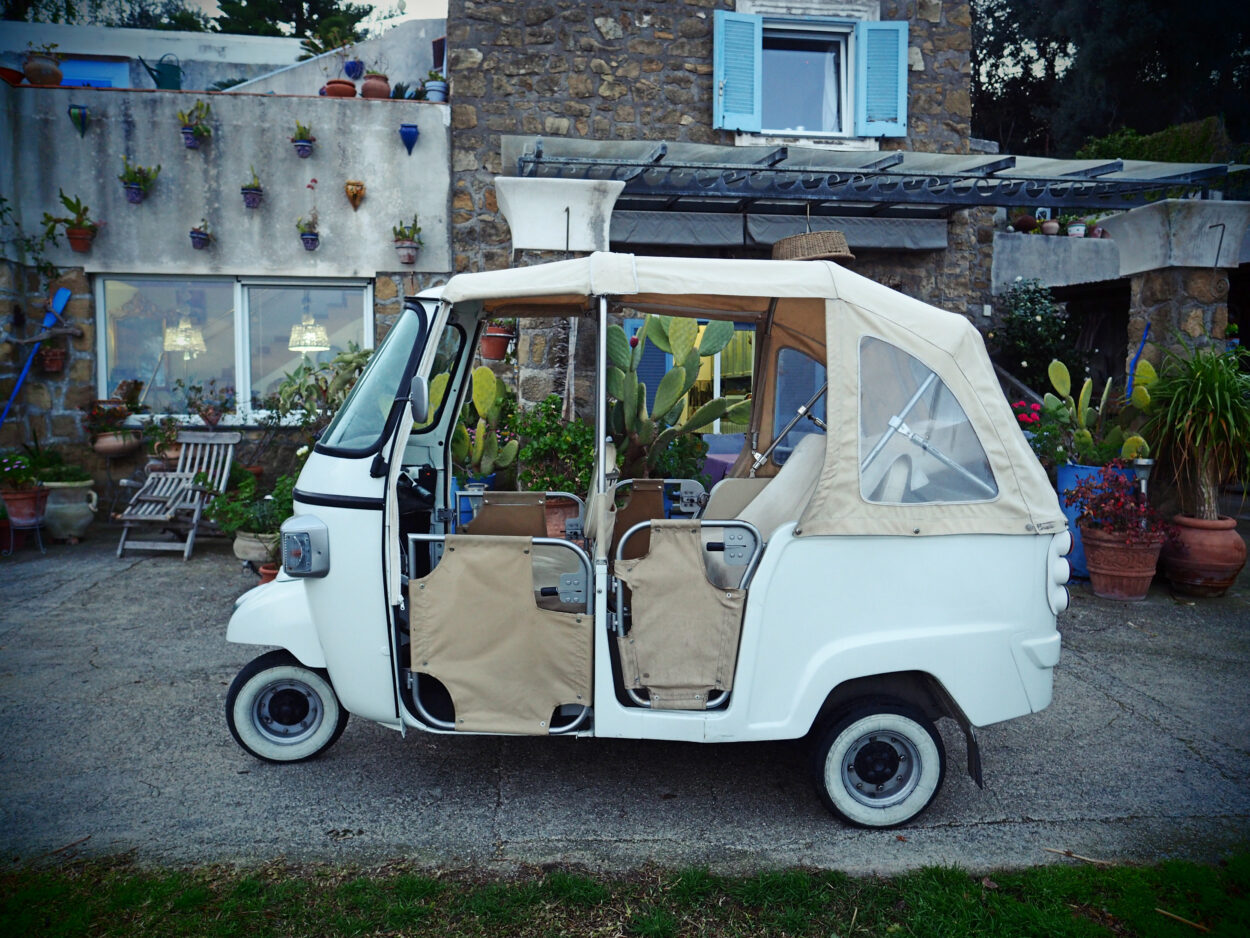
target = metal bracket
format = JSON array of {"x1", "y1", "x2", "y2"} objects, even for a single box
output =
[{"x1": 558, "y1": 570, "x2": 586, "y2": 605}]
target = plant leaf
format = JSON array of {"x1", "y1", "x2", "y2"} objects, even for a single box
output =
[
  {"x1": 606, "y1": 323, "x2": 631, "y2": 369},
  {"x1": 698, "y1": 320, "x2": 735, "y2": 357},
  {"x1": 471, "y1": 365, "x2": 496, "y2": 419},
  {"x1": 724, "y1": 397, "x2": 753, "y2": 424},
  {"x1": 667, "y1": 318, "x2": 699, "y2": 364},
  {"x1": 631, "y1": 317, "x2": 648, "y2": 369},
  {"x1": 681, "y1": 397, "x2": 729, "y2": 433},
  {"x1": 652, "y1": 366, "x2": 686, "y2": 420},
  {"x1": 1048, "y1": 360, "x2": 1071, "y2": 398},
  {"x1": 645, "y1": 315, "x2": 672, "y2": 353},
  {"x1": 606, "y1": 366, "x2": 625, "y2": 401}
]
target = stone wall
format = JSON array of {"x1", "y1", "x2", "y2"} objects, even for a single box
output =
[
  {"x1": 882, "y1": 0, "x2": 973, "y2": 155},
  {"x1": 1128, "y1": 267, "x2": 1231, "y2": 369}
]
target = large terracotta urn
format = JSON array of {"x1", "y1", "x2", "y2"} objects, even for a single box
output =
[{"x1": 1160, "y1": 515, "x2": 1247, "y2": 597}]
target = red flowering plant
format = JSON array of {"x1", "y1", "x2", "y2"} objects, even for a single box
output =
[
  {"x1": 1061, "y1": 460, "x2": 1172, "y2": 546},
  {"x1": 1011, "y1": 399, "x2": 1067, "y2": 474}
]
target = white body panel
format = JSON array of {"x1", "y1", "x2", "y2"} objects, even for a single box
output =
[
  {"x1": 227, "y1": 574, "x2": 327, "y2": 669},
  {"x1": 591, "y1": 525, "x2": 1061, "y2": 741}
]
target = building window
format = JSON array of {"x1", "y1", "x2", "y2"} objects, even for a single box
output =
[
  {"x1": 714, "y1": 11, "x2": 908, "y2": 139},
  {"x1": 97, "y1": 277, "x2": 372, "y2": 417},
  {"x1": 762, "y1": 25, "x2": 848, "y2": 135}
]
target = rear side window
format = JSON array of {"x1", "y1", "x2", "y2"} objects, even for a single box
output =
[
  {"x1": 858, "y1": 337, "x2": 997, "y2": 504},
  {"x1": 772, "y1": 347, "x2": 826, "y2": 465}
]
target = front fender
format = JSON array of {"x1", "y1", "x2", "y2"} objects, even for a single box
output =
[{"x1": 226, "y1": 574, "x2": 327, "y2": 668}]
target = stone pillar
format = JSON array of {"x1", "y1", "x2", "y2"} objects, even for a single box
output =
[{"x1": 1128, "y1": 267, "x2": 1230, "y2": 367}]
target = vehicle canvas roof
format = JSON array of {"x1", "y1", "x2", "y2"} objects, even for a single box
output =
[{"x1": 440, "y1": 253, "x2": 1066, "y2": 538}]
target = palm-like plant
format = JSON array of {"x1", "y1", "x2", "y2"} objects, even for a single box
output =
[{"x1": 1145, "y1": 342, "x2": 1250, "y2": 520}]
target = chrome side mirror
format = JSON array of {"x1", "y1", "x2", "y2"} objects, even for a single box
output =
[{"x1": 408, "y1": 374, "x2": 429, "y2": 424}]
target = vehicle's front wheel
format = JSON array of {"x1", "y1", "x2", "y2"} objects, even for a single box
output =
[
  {"x1": 811, "y1": 700, "x2": 945, "y2": 828},
  {"x1": 226, "y1": 650, "x2": 349, "y2": 763}
]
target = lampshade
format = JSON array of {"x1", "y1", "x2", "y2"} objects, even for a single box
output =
[
  {"x1": 289, "y1": 313, "x2": 331, "y2": 353},
  {"x1": 163, "y1": 316, "x2": 206, "y2": 360}
]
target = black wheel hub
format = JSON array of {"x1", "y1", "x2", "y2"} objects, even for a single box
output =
[
  {"x1": 268, "y1": 688, "x2": 311, "y2": 727},
  {"x1": 853, "y1": 739, "x2": 900, "y2": 784}
]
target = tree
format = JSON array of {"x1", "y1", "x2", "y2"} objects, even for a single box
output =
[
  {"x1": 212, "y1": 0, "x2": 372, "y2": 41},
  {"x1": 103, "y1": 0, "x2": 210, "y2": 30},
  {"x1": 972, "y1": 0, "x2": 1250, "y2": 156}
]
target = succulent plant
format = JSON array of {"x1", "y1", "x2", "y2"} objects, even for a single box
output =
[
  {"x1": 1043, "y1": 358, "x2": 1155, "y2": 463},
  {"x1": 451, "y1": 366, "x2": 518, "y2": 476}
]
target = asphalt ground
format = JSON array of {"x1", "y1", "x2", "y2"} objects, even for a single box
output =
[{"x1": 1, "y1": 522, "x2": 1247, "y2": 875}]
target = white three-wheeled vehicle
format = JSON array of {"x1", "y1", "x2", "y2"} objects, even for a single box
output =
[{"x1": 225, "y1": 253, "x2": 1071, "y2": 828}]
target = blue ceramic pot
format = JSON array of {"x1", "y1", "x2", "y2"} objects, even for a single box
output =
[{"x1": 1056, "y1": 463, "x2": 1134, "y2": 579}]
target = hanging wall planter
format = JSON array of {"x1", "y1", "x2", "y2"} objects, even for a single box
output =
[
  {"x1": 241, "y1": 187, "x2": 263, "y2": 209},
  {"x1": 65, "y1": 227, "x2": 96, "y2": 253},
  {"x1": 299, "y1": 231, "x2": 320, "y2": 251},
  {"x1": 394, "y1": 240, "x2": 420, "y2": 264},
  {"x1": 344, "y1": 180, "x2": 365, "y2": 211},
  {"x1": 189, "y1": 220, "x2": 212, "y2": 250},
  {"x1": 38, "y1": 344, "x2": 66, "y2": 373},
  {"x1": 293, "y1": 138, "x2": 314, "y2": 158},
  {"x1": 344, "y1": 59, "x2": 364, "y2": 80},
  {"x1": 123, "y1": 183, "x2": 145, "y2": 204},
  {"x1": 399, "y1": 122, "x2": 420, "y2": 154}
]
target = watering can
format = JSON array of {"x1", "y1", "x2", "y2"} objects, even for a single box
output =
[{"x1": 138, "y1": 53, "x2": 182, "y2": 90}]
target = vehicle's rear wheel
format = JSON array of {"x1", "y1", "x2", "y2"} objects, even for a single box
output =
[
  {"x1": 226, "y1": 650, "x2": 349, "y2": 763},
  {"x1": 811, "y1": 700, "x2": 945, "y2": 828}
]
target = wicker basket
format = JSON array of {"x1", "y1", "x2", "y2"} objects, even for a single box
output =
[{"x1": 771, "y1": 230, "x2": 855, "y2": 262}]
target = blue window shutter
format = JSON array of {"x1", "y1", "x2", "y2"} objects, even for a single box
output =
[
  {"x1": 713, "y1": 10, "x2": 762, "y2": 133},
  {"x1": 854, "y1": 21, "x2": 908, "y2": 137}
]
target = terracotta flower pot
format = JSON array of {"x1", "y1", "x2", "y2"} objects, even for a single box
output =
[
  {"x1": 324, "y1": 78, "x2": 356, "y2": 98},
  {"x1": 479, "y1": 324, "x2": 514, "y2": 361},
  {"x1": 361, "y1": 74, "x2": 390, "y2": 98},
  {"x1": 92, "y1": 431, "x2": 142, "y2": 457},
  {"x1": 258, "y1": 562, "x2": 280, "y2": 584},
  {"x1": 22, "y1": 54, "x2": 61, "y2": 86},
  {"x1": 38, "y1": 345, "x2": 66, "y2": 373},
  {"x1": 65, "y1": 227, "x2": 95, "y2": 253},
  {"x1": 1, "y1": 487, "x2": 50, "y2": 527},
  {"x1": 1040, "y1": 219, "x2": 1060, "y2": 235},
  {"x1": 1079, "y1": 524, "x2": 1165, "y2": 601},
  {"x1": 1161, "y1": 514, "x2": 1247, "y2": 597}
]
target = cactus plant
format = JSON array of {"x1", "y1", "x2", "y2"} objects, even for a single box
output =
[
  {"x1": 1042, "y1": 359, "x2": 1155, "y2": 464},
  {"x1": 607, "y1": 315, "x2": 751, "y2": 477},
  {"x1": 451, "y1": 366, "x2": 518, "y2": 478}
]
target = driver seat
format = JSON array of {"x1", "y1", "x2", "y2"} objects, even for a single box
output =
[{"x1": 734, "y1": 432, "x2": 825, "y2": 538}]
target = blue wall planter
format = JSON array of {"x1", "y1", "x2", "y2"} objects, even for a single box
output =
[{"x1": 1056, "y1": 463, "x2": 1134, "y2": 579}]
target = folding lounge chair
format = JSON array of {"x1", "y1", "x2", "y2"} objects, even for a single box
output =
[{"x1": 115, "y1": 430, "x2": 240, "y2": 560}]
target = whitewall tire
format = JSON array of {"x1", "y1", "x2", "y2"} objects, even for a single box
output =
[
  {"x1": 226, "y1": 650, "x2": 349, "y2": 763},
  {"x1": 811, "y1": 701, "x2": 945, "y2": 828}
]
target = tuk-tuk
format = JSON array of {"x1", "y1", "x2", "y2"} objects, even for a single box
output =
[{"x1": 225, "y1": 252, "x2": 1070, "y2": 828}]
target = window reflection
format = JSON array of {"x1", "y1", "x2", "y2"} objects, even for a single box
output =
[
  {"x1": 101, "y1": 278, "x2": 235, "y2": 412},
  {"x1": 247, "y1": 286, "x2": 365, "y2": 402}
]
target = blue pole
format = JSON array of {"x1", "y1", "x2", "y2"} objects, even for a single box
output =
[{"x1": 0, "y1": 288, "x2": 72, "y2": 431}]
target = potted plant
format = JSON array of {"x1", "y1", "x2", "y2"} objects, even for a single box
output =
[
  {"x1": 24, "y1": 440, "x2": 96, "y2": 542},
  {"x1": 296, "y1": 213, "x2": 319, "y2": 251},
  {"x1": 1040, "y1": 216, "x2": 1060, "y2": 235},
  {"x1": 325, "y1": 76, "x2": 356, "y2": 97},
  {"x1": 22, "y1": 42, "x2": 61, "y2": 86},
  {"x1": 42, "y1": 189, "x2": 102, "y2": 253},
  {"x1": 177, "y1": 100, "x2": 212, "y2": 148},
  {"x1": 392, "y1": 213, "x2": 423, "y2": 265},
  {"x1": 189, "y1": 218, "x2": 212, "y2": 250},
  {"x1": 0, "y1": 451, "x2": 49, "y2": 538},
  {"x1": 143, "y1": 414, "x2": 183, "y2": 464},
  {"x1": 1144, "y1": 342, "x2": 1250, "y2": 596},
  {"x1": 85, "y1": 399, "x2": 142, "y2": 455},
  {"x1": 291, "y1": 120, "x2": 315, "y2": 158},
  {"x1": 118, "y1": 156, "x2": 160, "y2": 204},
  {"x1": 241, "y1": 166, "x2": 263, "y2": 209},
  {"x1": 1062, "y1": 461, "x2": 1171, "y2": 601},
  {"x1": 207, "y1": 472, "x2": 296, "y2": 581},
  {"x1": 479, "y1": 317, "x2": 515, "y2": 360},
  {"x1": 423, "y1": 69, "x2": 448, "y2": 102},
  {"x1": 361, "y1": 70, "x2": 390, "y2": 98},
  {"x1": 515, "y1": 394, "x2": 597, "y2": 535},
  {"x1": 180, "y1": 378, "x2": 236, "y2": 428}
]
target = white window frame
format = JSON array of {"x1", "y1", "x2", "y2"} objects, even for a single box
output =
[{"x1": 95, "y1": 275, "x2": 374, "y2": 425}]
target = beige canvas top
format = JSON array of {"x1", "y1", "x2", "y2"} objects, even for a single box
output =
[{"x1": 439, "y1": 253, "x2": 1065, "y2": 538}]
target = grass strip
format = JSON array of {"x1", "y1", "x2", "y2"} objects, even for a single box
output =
[{"x1": 1, "y1": 851, "x2": 1247, "y2": 937}]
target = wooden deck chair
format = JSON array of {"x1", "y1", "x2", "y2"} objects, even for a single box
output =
[{"x1": 116, "y1": 430, "x2": 241, "y2": 560}]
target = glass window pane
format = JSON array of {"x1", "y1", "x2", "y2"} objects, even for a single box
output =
[
  {"x1": 248, "y1": 286, "x2": 365, "y2": 404},
  {"x1": 858, "y1": 337, "x2": 998, "y2": 504},
  {"x1": 762, "y1": 31, "x2": 842, "y2": 133},
  {"x1": 101, "y1": 278, "x2": 234, "y2": 413},
  {"x1": 772, "y1": 347, "x2": 826, "y2": 465}
]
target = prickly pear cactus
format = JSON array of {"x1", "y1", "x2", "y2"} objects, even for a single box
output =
[{"x1": 606, "y1": 314, "x2": 750, "y2": 477}]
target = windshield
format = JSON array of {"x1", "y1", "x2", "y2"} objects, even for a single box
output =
[{"x1": 318, "y1": 305, "x2": 426, "y2": 454}]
